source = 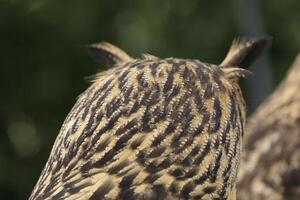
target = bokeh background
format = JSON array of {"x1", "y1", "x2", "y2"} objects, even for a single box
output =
[{"x1": 0, "y1": 0, "x2": 299, "y2": 199}]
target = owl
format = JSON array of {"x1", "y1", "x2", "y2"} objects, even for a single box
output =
[
  {"x1": 238, "y1": 54, "x2": 300, "y2": 200},
  {"x1": 29, "y1": 37, "x2": 270, "y2": 200}
]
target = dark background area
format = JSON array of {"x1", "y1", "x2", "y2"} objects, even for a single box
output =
[{"x1": 0, "y1": 0, "x2": 299, "y2": 199}]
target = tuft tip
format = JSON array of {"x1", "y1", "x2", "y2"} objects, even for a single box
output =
[{"x1": 220, "y1": 36, "x2": 272, "y2": 69}]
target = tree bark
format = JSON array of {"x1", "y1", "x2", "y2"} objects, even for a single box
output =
[{"x1": 237, "y1": 54, "x2": 300, "y2": 200}]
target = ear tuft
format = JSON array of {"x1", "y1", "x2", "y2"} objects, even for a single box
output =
[
  {"x1": 86, "y1": 42, "x2": 133, "y2": 67},
  {"x1": 222, "y1": 67, "x2": 252, "y2": 82},
  {"x1": 220, "y1": 37, "x2": 272, "y2": 69}
]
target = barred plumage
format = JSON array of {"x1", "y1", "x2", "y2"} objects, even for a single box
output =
[{"x1": 29, "y1": 37, "x2": 270, "y2": 200}]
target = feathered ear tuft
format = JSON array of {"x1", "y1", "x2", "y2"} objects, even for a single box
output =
[
  {"x1": 86, "y1": 42, "x2": 133, "y2": 67},
  {"x1": 220, "y1": 36, "x2": 272, "y2": 69},
  {"x1": 222, "y1": 67, "x2": 252, "y2": 82}
]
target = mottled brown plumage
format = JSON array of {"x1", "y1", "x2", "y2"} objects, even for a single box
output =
[
  {"x1": 238, "y1": 54, "x2": 300, "y2": 200},
  {"x1": 29, "y1": 38, "x2": 270, "y2": 200}
]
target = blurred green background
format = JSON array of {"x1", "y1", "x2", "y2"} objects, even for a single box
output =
[{"x1": 0, "y1": 0, "x2": 299, "y2": 199}]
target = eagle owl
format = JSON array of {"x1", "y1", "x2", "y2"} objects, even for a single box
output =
[
  {"x1": 238, "y1": 54, "x2": 300, "y2": 200},
  {"x1": 29, "y1": 37, "x2": 270, "y2": 200}
]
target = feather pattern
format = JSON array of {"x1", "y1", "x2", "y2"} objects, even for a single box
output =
[{"x1": 30, "y1": 37, "x2": 269, "y2": 200}]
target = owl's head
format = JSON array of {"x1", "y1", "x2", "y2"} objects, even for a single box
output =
[
  {"x1": 85, "y1": 37, "x2": 271, "y2": 139},
  {"x1": 29, "y1": 37, "x2": 271, "y2": 200}
]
